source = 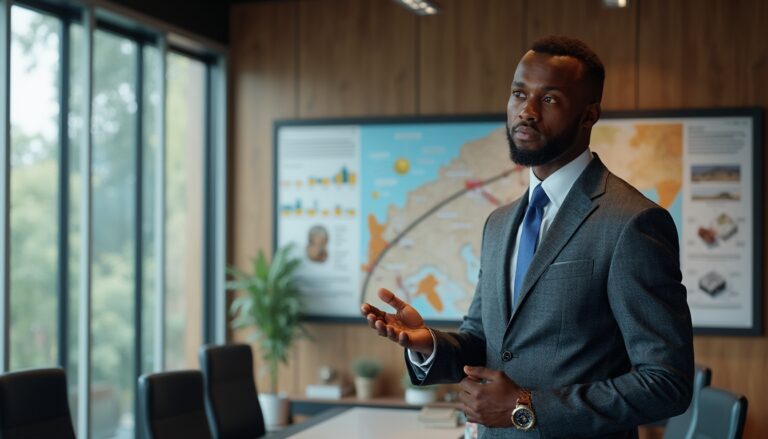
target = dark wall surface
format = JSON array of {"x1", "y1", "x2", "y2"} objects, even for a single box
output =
[{"x1": 109, "y1": 0, "x2": 230, "y2": 44}]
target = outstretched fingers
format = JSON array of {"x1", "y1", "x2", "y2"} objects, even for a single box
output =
[
  {"x1": 377, "y1": 288, "x2": 408, "y2": 312},
  {"x1": 362, "y1": 289, "x2": 416, "y2": 347},
  {"x1": 361, "y1": 303, "x2": 386, "y2": 328},
  {"x1": 386, "y1": 325, "x2": 400, "y2": 342},
  {"x1": 373, "y1": 319, "x2": 389, "y2": 337}
]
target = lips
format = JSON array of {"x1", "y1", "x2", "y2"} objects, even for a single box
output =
[{"x1": 513, "y1": 125, "x2": 541, "y2": 142}]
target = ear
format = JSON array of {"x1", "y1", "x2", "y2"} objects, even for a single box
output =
[{"x1": 581, "y1": 102, "x2": 601, "y2": 129}]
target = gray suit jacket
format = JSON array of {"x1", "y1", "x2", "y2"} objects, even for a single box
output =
[{"x1": 407, "y1": 156, "x2": 694, "y2": 438}]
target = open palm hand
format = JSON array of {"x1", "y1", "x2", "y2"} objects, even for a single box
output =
[{"x1": 361, "y1": 288, "x2": 434, "y2": 356}]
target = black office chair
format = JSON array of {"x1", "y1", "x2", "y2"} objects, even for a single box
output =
[
  {"x1": 689, "y1": 387, "x2": 748, "y2": 439},
  {"x1": 199, "y1": 344, "x2": 266, "y2": 439},
  {"x1": 0, "y1": 367, "x2": 76, "y2": 439},
  {"x1": 138, "y1": 370, "x2": 213, "y2": 439},
  {"x1": 663, "y1": 364, "x2": 712, "y2": 439}
]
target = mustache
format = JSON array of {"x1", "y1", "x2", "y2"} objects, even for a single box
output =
[{"x1": 509, "y1": 121, "x2": 541, "y2": 133}]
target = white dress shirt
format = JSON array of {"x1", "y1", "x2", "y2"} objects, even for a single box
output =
[{"x1": 408, "y1": 148, "x2": 594, "y2": 372}]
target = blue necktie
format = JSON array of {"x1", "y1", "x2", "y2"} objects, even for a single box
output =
[{"x1": 513, "y1": 184, "x2": 550, "y2": 309}]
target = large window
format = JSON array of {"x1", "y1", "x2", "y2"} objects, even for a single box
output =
[
  {"x1": 165, "y1": 52, "x2": 205, "y2": 370},
  {"x1": 91, "y1": 29, "x2": 138, "y2": 438},
  {"x1": 1, "y1": 2, "x2": 227, "y2": 438},
  {"x1": 140, "y1": 43, "x2": 160, "y2": 381},
  {"x1": 9, "y1": 5, "x2": 60, "y2": 371}
]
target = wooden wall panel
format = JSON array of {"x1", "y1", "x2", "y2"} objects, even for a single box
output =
[
  {"x1": 639, "y1": 1, "x2": 768, "y2": 436},
  {"x1": 638, "y1": 0, "x2": 755, "y2": 108},
  {"x1": 229, "y1": 1, "x2": 300, "y2": 393},
  {"x1": 418, "y1": 0, "x2": 524, "y2": 114},
  {"x1": 525, "y1": 0, "x2": 638, "y2": 110},
  {"x1": 297, "y1": 0, "x2": 416, "y2": 117}
]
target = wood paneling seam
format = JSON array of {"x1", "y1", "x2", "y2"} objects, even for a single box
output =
[
  {"x1": 522, "y1": 0, "x2": 528, "y2": 51},
  {"x1": 294, "y1": 2, "x2": 300, "y2": 119},
  {"x1": 634, "y1": 0, "x2": 640, "y2": 110},
  {"x1": 415, "y1": 14, "x2": 421, "y2": 115}
]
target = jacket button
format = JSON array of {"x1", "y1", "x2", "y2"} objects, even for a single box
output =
[{"x1": 502, "y1": 351, "x2": 513, "y2": 362}]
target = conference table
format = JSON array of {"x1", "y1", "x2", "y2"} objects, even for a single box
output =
[{"x1": 268, "y1": 406, "x2": 466, "y2": 438}]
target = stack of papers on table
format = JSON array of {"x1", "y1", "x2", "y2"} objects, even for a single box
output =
[
  {"x1": 305, "y1": 384, "x2": 351, "y2": 399},
  {"x1": 417, "y1": 406, "x2": 459, "y2": 428}
]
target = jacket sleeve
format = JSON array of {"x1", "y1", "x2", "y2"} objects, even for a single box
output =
[{"x1": 533, "y1": 207, "x2": 694, "y2": 438}]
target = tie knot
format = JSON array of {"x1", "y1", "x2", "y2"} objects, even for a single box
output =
[{"x1": 530, "y1": 184, "x2": 550, "y2": 210}]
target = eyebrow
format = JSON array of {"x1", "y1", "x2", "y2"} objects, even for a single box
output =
[{"x1": 512, "y1": 81, "x2": 565, "y2": 93}]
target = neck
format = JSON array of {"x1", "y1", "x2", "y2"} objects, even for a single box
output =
[{"x1": 532, "y1": 144, "x2": 588, "y2": 180}]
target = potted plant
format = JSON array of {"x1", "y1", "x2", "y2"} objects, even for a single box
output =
[
  {"x1": 352, "y1": 358, "x2": 381, "y2": 400},
  {"x1": 402, "y1": 372, "x2": 439, "y2": 405},
  {"x1": 228, "y1": 244, "x2": 306, "y2": 430}
]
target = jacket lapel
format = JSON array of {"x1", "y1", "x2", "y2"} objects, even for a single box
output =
[
  {"x1": 497, "y1": 194, "x2": 528, "y2": 324},
  {"x1": 508, "y1": 156, "x2": 609, "y2": 324}
]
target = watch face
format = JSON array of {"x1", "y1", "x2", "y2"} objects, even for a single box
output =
[{"x1": 513, "y1": 407, "x2": 535, "y2": 429}]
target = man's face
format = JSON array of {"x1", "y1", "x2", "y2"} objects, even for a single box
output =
[
  {"x1": 310, "y1": 233, "x2": 328, "y2": 246},
  {"x1": 506, "y1": 51, "x2": 592, "y2": 167}
]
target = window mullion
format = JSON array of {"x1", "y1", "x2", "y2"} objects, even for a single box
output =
[
  {"x1": 133, "y1": 39, "x2": 145, "y2": 439},
  {"x1": 202, "y1": 64, "x2": 212, "y2": 344},
  {"x1": 56, "y1": 11, "x2": 70, "y2": 372},
  {"x1": 153, "y1": 34, "x2": 166, "y2": 373},
  {"x1": 211, "y1": 57, "x2": 227, "y2": 344},
  {"x1": 76, "y1": 6, "x2": 94, "y2": 439},
  {"x1": 0, "y1": 0, "x2": 12, "y2": 374}
]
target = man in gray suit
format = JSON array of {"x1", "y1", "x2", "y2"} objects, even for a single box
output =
[{"x1": 361, "y1": 36, "x2": 693, "y2": 438}]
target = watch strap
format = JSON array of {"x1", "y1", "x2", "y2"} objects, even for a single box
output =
[{"x1": 517, "y1": 389, "x2": 532, "y2": 406}]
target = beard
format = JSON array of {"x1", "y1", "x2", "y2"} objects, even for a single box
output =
[{"x1": 506, "y1": 118, "x2": 581, "y2": 167}]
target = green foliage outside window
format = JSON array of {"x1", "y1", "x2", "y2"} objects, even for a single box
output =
[{"x1": 9, "y1": 7, "x2": 202, "y2": 438}]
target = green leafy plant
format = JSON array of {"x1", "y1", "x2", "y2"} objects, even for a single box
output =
[
  {"x1": 353, "y1": 358, "x2": 382, "y2": 379},
  {"x1": 228, "y1": 244, "x2": 306, "y2": 394}
]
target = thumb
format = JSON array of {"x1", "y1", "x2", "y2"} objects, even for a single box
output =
[
  {"x1": 463, "y1": 365, "x2": 496, "y2": 380},
  {"x1": 377, "y1": 288, "x2": 408, "y2": 312}
]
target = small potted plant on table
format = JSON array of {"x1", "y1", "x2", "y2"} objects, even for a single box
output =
[{"x1": 352, "y1": 358, "x2": 381, "y2": 400}]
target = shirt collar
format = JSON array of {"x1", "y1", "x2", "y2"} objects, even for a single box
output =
[{"x1": 528, "y1": 148, "x2": 594, "y2": 209}]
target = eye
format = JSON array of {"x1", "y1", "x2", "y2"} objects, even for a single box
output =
[
  {"x1": 512, "y1": 90, "x2": 525, "y2": 99},
  {"x1": 543, "y1": 95, "x2": 557, "y2": 104}
]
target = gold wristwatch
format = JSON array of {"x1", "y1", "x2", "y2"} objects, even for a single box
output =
[{"x1": 511, "y1": 389, "x2": 536, "y2": 431}]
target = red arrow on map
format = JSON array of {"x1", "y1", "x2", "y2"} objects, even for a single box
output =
[{"x1": 465, "y1": 179, "x2": 501, "y2": 206}]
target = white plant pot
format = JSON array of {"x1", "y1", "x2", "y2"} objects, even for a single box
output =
[
  {"x1": 258, "y1": 392, "x2": 290, "y2": 431},
  {"x1": 355, "y1": 376, "x2": 376, "y2": 400},
  {"x1": 405, "y1": 388, "x2": 437, "y2": 405}
]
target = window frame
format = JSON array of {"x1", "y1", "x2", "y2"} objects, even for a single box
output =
[{"x1": 0, "y1": 0, "x2": 228, "y2": 437}]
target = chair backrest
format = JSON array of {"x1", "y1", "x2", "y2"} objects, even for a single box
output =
[
  {"x1": 690, "y1": 387, "x2": 748, "y2": 439},
  {"x1": 0, "y1": 367, "x2": 76, "y2": 439},
  {"x1": 138, "y1": 370, "x2": 213, "y2": 439},
  {"x1": 199, "y1": 344, "x2": 266, "y2": 439},
  {"x1": 663, "y1": 364, "x2": 712, "y2": 439}
]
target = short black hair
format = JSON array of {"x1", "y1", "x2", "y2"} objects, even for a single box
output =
[{"x1": 530, "y1": 35, "x2": 605, "y2": 103}]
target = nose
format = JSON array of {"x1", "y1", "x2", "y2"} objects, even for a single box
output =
[{"x1": 518, "y1": 100, "x2": 539, "y2": 123}]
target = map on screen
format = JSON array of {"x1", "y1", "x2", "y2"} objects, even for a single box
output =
[{"x1": 275, "y1": 111, "x2": 759, "y2": 333}]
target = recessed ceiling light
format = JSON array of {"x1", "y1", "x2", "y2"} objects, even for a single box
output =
[
  {"x1": 393, "y1": 0, "x2": 441, "y2": 16},
  {"x1": 603, "y1": 0, "x2": 628, "y2": 7}
]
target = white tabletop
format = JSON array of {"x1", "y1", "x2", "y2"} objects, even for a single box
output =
[{"x1": 283, "y1": 407, "x2": 464, "y2": 439}]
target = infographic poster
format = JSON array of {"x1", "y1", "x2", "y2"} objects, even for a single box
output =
[{"x1": 275, "y1": 110, "x2": 762, "y2": 334}]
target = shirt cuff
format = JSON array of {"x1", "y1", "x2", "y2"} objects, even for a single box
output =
[{"x1": 407, "y1": 329, "x2": 437, "y2": 371}]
